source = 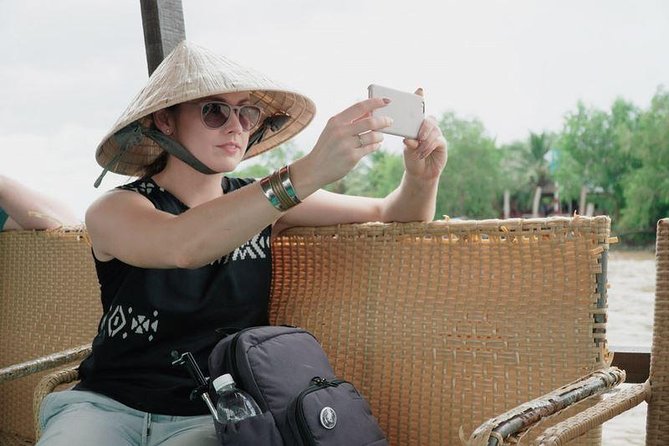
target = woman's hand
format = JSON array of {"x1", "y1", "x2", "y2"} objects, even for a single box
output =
[
  {"x1": 301, "y1": 98, "x2": 393, "y2": 187},
  {"x1": 402, "y1": 89, "x2": 448, "y2": 182}
]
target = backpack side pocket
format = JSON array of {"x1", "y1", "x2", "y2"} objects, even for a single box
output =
[
  {"x1": 215, "y1": 410, "x2": 283, "y2": 446},
  {"x1": 287, "y1": 378, "x2": 388, "y2": 446}
]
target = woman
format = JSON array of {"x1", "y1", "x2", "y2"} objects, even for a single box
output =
[
  {"x1": 37, "y1": 41, "x2": 447, "y2": 445},
  {"x1": 0, "y1": 174, "x2": 79, "y2": 231}
]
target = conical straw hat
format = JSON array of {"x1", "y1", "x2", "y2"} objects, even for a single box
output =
[{"x1": 95, "y1": 41, "x2": 316, "y2": 177}]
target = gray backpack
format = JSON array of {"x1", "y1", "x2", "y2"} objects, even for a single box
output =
[{"x1": 208, "y1": 325, "x2": 388, "y2": 446}]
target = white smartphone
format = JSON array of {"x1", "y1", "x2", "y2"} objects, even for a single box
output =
[{"x1": 368, "y1": 84, "x2": 425, "y2": 139}]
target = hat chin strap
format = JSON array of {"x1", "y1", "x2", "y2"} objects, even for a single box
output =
[
  {"x1": 148, "y1": 114, "x2": 291, "y2": 174},
  {"x1": 94, "y1": 123, "x2": 217, "y2": 188},
  {"x1": 95, "y1": 114, "x2": 291, "y2": 188},
  {"x1": 151, "y1": 113, "x2": 291, "y2": 172},
  {"x1": 152, "y1": 113, "x2": 292, "y2": 169},
  {"x1": 143, "y1": 128, "x2": 216, "y2": 175}
]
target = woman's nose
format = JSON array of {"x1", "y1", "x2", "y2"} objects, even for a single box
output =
[{"x1": 223, "y1": 110, "x2": 244, "y2": 133}]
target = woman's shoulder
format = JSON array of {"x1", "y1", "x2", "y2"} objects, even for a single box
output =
[{"x1": 86, "y1": 182, "x2": 155, "y2": 221}]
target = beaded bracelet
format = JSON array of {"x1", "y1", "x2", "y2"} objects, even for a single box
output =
[{"x1": 260, "y1": 165, "x2": 301, "y2": 211}]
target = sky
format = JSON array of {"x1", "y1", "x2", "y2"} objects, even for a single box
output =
[{"x1": 1, "y1": 0, "x2": 668, "y2": 219}]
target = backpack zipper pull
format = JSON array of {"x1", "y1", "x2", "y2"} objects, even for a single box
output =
[
  {"x1": 311, "y1": 376, "x2": 341, "y2": 387},
  {"x1": 311, "y1": 376, "x2": 328, "y2": 387}
]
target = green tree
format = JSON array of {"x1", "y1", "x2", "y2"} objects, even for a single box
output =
[
  {"x1": 620, "y1": 87, "x2": 669, "y2": 230},
  {"x1": 336, "y1": 150, "x2": 404, "y2": 197},
  {"x1": 554, "y1": 99, "x2": 640, "y2": 220},
  {"x1": 435, "y1": 112, "x2": 502, "y2": 219},
  {"x1": 233, "y1": 142, "x2": 305, "y2": 178},
  {"x1": 500, "y1": 132, "x2": 554, "y2": 216},
  {"x1": 318, "y1": 111, "x2": 503, "y2": 220},
  {"x1": 323, "y1": 147, "x2": 407, "y2": 197},
  {"x1": 526, "y1": 132, "x2": 553, "y2": 188},
  {"x1": 316, "y1": 146, "x2": 405, "y2": 196}
]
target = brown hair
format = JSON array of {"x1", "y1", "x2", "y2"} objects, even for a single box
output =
[
  {"x1": 139, "y1": 105, "x2": 180, "y2": 178},
  {"x1": 140, "y1": 151, "x2": 169, "y2": 178}
]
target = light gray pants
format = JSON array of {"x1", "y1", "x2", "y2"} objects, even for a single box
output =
[{"x1": 37, "y1": 390, "x2": 218, "y2": 446}]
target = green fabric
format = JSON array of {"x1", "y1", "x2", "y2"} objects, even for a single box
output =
[{"x1": 0, "y1": 207, "x2": 8, "y2": 230}]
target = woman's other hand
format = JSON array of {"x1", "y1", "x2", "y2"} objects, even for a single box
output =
[{"x1": 402, "y1": 89, "x2": 448, "y2": 182}]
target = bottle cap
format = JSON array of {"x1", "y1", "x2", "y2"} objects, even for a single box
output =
[{"x1": 213, "y1": 373, "x2": 235, "y2": 391}]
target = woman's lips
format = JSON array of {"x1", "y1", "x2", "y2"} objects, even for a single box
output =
[{"x1": 216, "y1": 142, "x2": 241, "y2": 154}]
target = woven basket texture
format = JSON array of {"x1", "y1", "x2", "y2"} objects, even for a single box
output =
[
  {"x1": 269, "y1": 217, "x2": 612, "y2": 445},
  {"x1": 647, "y1": 218, "x2": 669, "y2": 445},
  {"x1": 0, "y1": 230, "x2": 101, "y2": 444},
  {"x1": 0, "y1": 217, "x2": 619, "y2": 445}
]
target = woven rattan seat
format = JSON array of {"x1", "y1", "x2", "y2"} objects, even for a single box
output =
[
  {"x1": 467, "y1": 219, "x2": 669, "y2": 445},
  {"x1": 0, "y1": 217, "x2": 667, "y2": 445},
  {"x1": 0, "y1": 229, "x2": 100, "y2": 446},
  {"x1": 269, "y1": 217, "x2": 612, "y2": 445}
]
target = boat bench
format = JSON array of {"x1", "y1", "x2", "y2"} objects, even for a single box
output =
[{"x1": 1, "y1": 217, "x2": 667, "y2": 445}]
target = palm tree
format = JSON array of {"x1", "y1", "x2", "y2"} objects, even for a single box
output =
[
  {"x1": 527, "y1": 132, "x2": 553, "y2": 216},
  {"x1": 501, "y1": 132, "x2": 553, "y2": 217}
]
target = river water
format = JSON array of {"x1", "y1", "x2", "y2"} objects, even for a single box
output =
[{"x1": 601, "y1": 249, "x2": 656, "y2": 445}]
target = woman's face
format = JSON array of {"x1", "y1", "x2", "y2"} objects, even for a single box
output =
[{"x1": 172, "y1": 92, "x2": 258, "y2": 173}]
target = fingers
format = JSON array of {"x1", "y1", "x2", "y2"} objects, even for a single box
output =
[
  {"x1": 420, "y1": 131, "x2": 447, "y2": 159},
  {"x1": 416, "y1": 125, "x2": 444, "y2": 159},
  {"x1": 417, "y1": 116, "x2": 438, "y2": 141},
  {"x1": 359, "y1": 142, "x2": 383, "y2": 157},
  {"x1": 405, "y1": 115, "x2": 446, "y2": 159},
  {"x1": 418, "y1": 123, "x2": 440, "y2": 148},
  {"x1": 403, "y1": 138, "x2": 419, "y2": 150},
  {"x1": 418, "y1": 136, "x2": 445, "y2": 159},
  {"x1": 334, "y1": 97, "x2": 391, "y2": 125},
  {"x1": 354, "y1": 131, "x2": 385, "y2": 148},
  {"x1": 351, "y1": 111, "x2": 372, "y2": 125},
  {"x1": 350, "y1": 114, "x2": 393, "y2": 135},
  {"x1": 406, "y1": 116, "x2": 438, "y2": 147}
]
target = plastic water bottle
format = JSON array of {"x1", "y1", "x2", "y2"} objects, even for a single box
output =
[{"x1": 213, "y1": 373, "x2": 261, "y2": 424}]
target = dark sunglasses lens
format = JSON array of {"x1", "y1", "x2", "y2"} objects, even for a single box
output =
[
  {"x1": 202, "y1": 103, "x2": 231, "y2": 128},
  {"x1": 239, "y1": 106, "x2": 261, "y2": 130}
]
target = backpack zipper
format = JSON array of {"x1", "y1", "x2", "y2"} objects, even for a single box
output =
[
  {"x1": 294, "y1": 377, "x2": 345, "y2": 445},
  {"x1": 225, "y1": 326, "x2": 297, "y2": 384},
  {"x1": 223, "y1": 327, "x2": 315, "y2": 415},
  {"x1": 225, "y1": 328, "x2": 249, "y2": 382}
]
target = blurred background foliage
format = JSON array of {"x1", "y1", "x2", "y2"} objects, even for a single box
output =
[{"x1": 235, "y1": 86, "x2": 669, "y2": 241}]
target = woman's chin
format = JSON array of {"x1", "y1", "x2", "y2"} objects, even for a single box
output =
[{"x1": 209, "y1": 157, "x2": 243, "y2": 174}]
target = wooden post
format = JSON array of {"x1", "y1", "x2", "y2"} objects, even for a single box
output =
[
  {"x1": 140, "y1": 0, "x2": 186, "y2": 75},
  {"x1": 610, "y1": 346, "x2": 651, "y2": 383}
]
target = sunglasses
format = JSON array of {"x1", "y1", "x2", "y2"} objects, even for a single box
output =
[{"x1": 191, "y1": 101, "x2": 262, "y2": 131}]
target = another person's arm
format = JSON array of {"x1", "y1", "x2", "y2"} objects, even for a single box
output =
[{"x1": 0, "y1": 174, "x2": 79, "y2": 231}]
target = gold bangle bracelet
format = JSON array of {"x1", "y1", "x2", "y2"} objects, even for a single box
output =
[
  {"x1": 278, "y1": 165, "x2": 301, "y2": 206},
  {"x1": 260, "y1": 175, "x2": 283, "y2": 211},
  {"x1": 269, "y1": 170, "x2": 294, "y2": 210},
  {"x1": 260, "y1": 165, "x2": 302, "y2": 212}
]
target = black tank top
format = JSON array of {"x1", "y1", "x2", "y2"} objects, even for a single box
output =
[{"x1": 76, "y1": 177, "x2": 272, "y2": 415}]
